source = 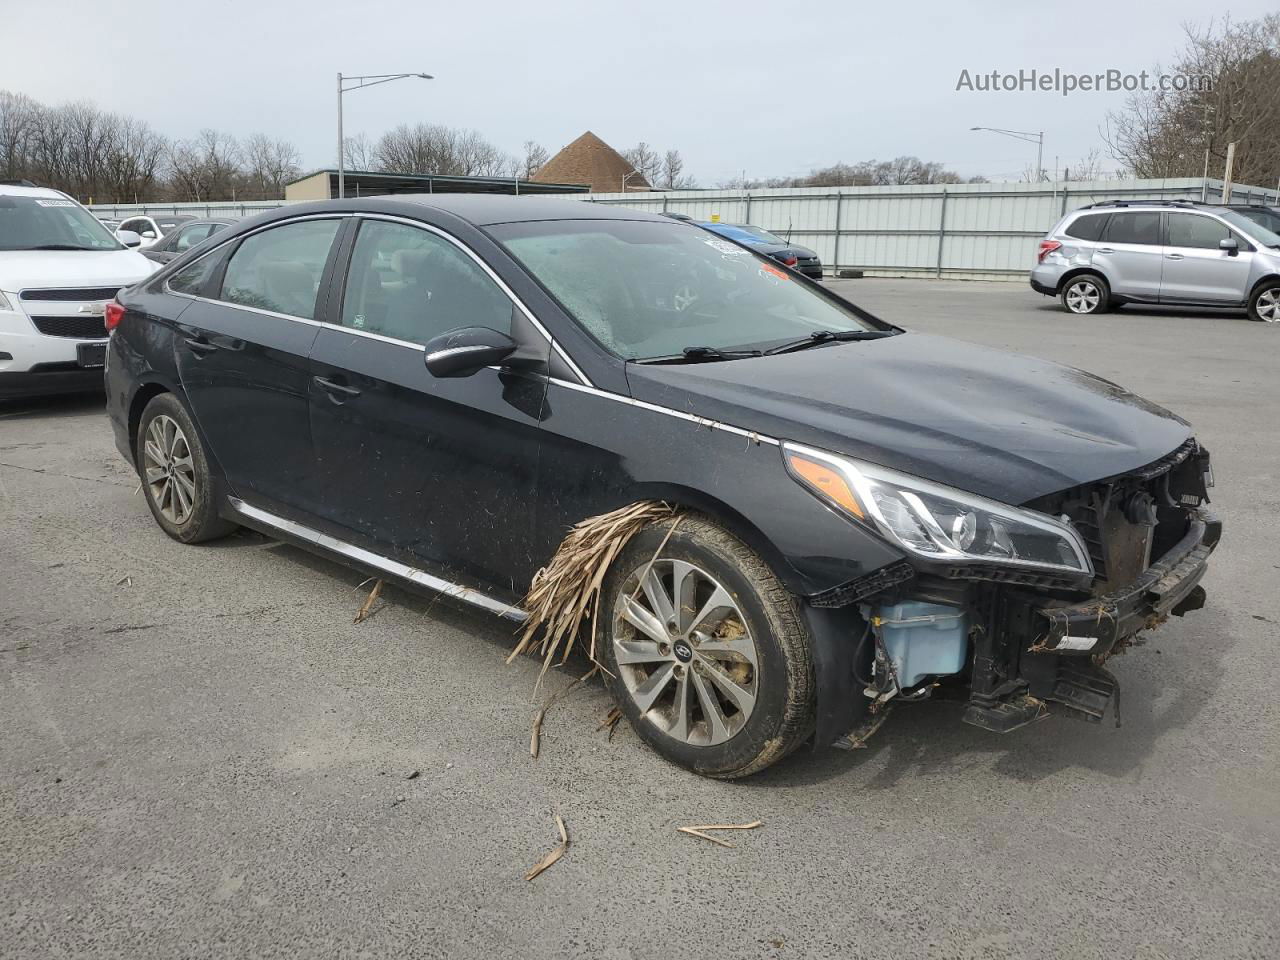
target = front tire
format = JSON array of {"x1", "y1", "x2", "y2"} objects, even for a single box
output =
[
  {"x1": 598, "y1": 515, "x2": 815, "y2": 779},
  {"x1": 1248, "y1": 282, "x2": 1280, "y2": 322},
  {"x1": 136, "y1": 393, "x2": 236, "y2": 544},
  {"x1": 1060, "y1": 274, "x2": 1110, "y2": 315}
]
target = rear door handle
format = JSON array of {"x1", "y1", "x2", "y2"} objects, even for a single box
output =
[
  {"x1": 1096, "y1": 248, "x2": 1115, "y2": 254},
  {"x1": 1165, "y1": 253, "x2": 1185, "y2": 260},
  {"x1": 183, "y1": 336, "x2": 218, "y2": 356},
  {"x1": 313, "y1": 375, "x2": 362, "y2": 398}
]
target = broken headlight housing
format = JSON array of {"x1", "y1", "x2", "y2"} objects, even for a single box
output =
[{"x1": 783, "y1": 442, "x2": 1094, "y2": 576}]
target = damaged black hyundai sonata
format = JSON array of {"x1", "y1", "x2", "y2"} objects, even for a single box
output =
[{"x1": 105, "y1": 196, "x2": 1220, "y2": 778}]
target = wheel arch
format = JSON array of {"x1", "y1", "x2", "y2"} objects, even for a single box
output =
[
  {"x1": 625, "y1": 481, "x2": 809, "y2": 596},
  {"x1": 1248, "y1": 272, "x2": 1280, "y2": 298},
  {"x1": 1056, "y1": 265, "x2": 1111, "y2": 295}
]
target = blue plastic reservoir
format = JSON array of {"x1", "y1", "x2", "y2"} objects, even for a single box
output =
[{"x1": 876, "y1": 601, "x2": 969, "y2": 689}]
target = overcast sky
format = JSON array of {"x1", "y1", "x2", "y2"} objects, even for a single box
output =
[{"x1": 2, "y1": 0, "x2": 1275, "y2": 185}]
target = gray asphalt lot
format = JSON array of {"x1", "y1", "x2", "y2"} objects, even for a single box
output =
[{"x1": 2, "y1": 278, "x2": 1278, "y2": 959}]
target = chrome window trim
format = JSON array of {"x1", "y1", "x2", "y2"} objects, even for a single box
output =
[
  {"x1": 351, "y1": 213, "x2": 592, "y2": 387},
  {"x1": 228, "y1": 497, "x2": 528, "y2": 623},
  {"x1": 545, "y1": 376, "x2": 781, "y2": 447},
  {"x1": 160, "y1": 211, "x2": 593, "y2": 386}
]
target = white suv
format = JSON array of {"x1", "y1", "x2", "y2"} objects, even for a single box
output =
[{"x1": 0, "y1": 184, "x2": 157, "y2": 399}]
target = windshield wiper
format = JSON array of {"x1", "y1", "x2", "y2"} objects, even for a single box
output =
[
  {"x1": 25, "y1": 244, "x2": 102, "y2": 251},
  {"x1": 639, "y1": 345, "x2": 765, "y2": 365},
  {"x1": 764, "y1": 329, "x2": 897, "y2": 356}
]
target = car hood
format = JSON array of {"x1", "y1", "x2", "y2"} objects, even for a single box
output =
[
  {"x1": 0, "y1": 249, "x2": 157, "y2": 293},
  {"x1": 625, "y1": 331, "x2": 1192, "y2": 504}
]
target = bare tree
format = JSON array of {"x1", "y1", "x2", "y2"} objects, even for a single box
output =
[
  {"x1": 1104, "y1": 14, "x2": 1280, "y2": 186},
  {"x1": 620, "y1": 142, "x2": 660, "y2": 187},
  {"x1": 342, "y1": 132, "x2": 375, "y2": 170},
  {"x1": 659, "y1": 149, "x2": 699, "y2": 189},
  {"x1": 0, "y1": 90, "x2": 38, "y2": 180},
  {"x1": 374, "y1": 123, "x2": 515, "y2": 177},
  {"x1": 168, "y1": 130, "x2": 241, "y2": 201},
  {"x1": 520, "y1": 140, "x2": 549, "y2": 180},
  {"x1": 243, "y1": 133, "x2": 301, "y2": 199}
]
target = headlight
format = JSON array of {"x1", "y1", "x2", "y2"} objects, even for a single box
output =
[
  {"x1": 783, "y1": 442, "x2": 1093, "y2": 576},
  {"x1": 0, "y1": 291, "x2": 13, "y2": 312}
]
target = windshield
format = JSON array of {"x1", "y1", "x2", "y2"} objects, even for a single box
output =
[
  {"x1": 1220, "y1": 209, "x2": 1280, "y2": 248},
  {"x1": 490, "y1": 219, "x2": 878, "y2": 360},
  {"x1": 707, "y1": 223, "x2": 785, "y2": 245},
  {"x1": 0, "y1": 195, "x2": 122, "y2": 251}
]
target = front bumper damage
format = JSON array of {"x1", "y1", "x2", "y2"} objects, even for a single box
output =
[
  {"x1": 965, "y1": 509, "x2": 1220, "y2": 732},
  {"x1": 810, "y1": 441, "x2": 1221, "y2": 748}
]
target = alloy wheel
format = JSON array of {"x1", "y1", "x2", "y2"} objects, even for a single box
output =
[
  {"x1": 143, "y1": 414, "x2": 197, "y2": 525},
  {"x1": 1256, "y1": 288, "x2": 1280, "y2": 323},
  {"x1": 612, "y1": 559, "x2": 759, "y2": 746},
  {"x1": 1065, "y1": 280, "x2": 1101, "y2": 314}
]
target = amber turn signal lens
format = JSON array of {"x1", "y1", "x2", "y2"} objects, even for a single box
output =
[{"x1": 787, "y1": 453, "x2": 864, "y2": 519}]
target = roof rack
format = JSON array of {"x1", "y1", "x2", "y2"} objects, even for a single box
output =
[
  {"x1": 0, "y1": 178, "x2": 39, "y2": 187},
  {"x1": 1084, "y1": 199, "x2": 1204, "y2": 209}
]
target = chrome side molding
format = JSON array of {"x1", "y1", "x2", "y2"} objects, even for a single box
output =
[{"x1": 228, "y1": 498, "x2": 528, "y2": 623}]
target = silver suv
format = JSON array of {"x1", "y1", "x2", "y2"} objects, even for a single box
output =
[{"x1": 1031, "y1": 200, "x2": 1280, "y2": 322}]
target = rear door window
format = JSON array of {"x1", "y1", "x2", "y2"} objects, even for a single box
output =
[
  {"x1": 1102, "y1": 212, "x2": 1161, "y2": 245},
  {"x1": 1063, "y1": 213, "x2": 1108, "y2": 241},
  {"x1": 338, "y1": 219, "x2": 512, "y2": 346},
  {"x1": 220, "y1": 219, "x2": 342, "y2": 320},
  {"x1": 1166, "y1": 214, "x2": 1233, "y2": 249}
]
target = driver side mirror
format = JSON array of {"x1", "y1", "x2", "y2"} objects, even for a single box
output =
[
  {"x1": 116, "y1": 230, "x2": 142, "y2": 248},
  {"x1": 1220, "y1": 237, "x2": 1239, "y2": 256},
  {"x1": 424, "y1": 326, "x2": 518, "y2": 378}
]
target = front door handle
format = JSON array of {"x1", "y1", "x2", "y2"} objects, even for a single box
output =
[
  {"x1": 313, "y1": 375, "x2": 362, "y2": 398},
  {"x1": 1165, "y1": 253, "x2": 1185, "y2": 260},
  {"x1": 183, "y1": 336, "x2": 218, "y2": 356}
]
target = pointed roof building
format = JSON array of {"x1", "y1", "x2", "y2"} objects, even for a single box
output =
[{"x1": 531, "y1": 131, "x2": 648, "y2": 193}]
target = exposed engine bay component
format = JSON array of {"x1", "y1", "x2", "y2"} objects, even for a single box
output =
[{"x1": 838, "y1": 441, "x2": 1220, "y2": 744}]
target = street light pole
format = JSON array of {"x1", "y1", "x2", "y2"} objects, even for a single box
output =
[
  {"x1": 971, "y1": 126, "x2": 1045, "y2": 182},
  {"x1": 336, "y1": 72, "x2": 434, "y2": 199}
]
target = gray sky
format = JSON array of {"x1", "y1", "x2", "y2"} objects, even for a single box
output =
[{"x1": 2, "y1": 0, "x2": 1275, "y2": 185}]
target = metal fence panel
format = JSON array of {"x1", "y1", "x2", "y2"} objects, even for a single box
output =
[
  {"x1": 572, "y1": 178, "x2": 1279, "y2": 280},
  {"x1": 90, "y1": 177, "x2": 1280, "y2": 280}
]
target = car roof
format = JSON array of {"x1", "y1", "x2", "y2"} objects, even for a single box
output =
[
  {"x1": 0, "y1": 183, "x2": 71, "y2": 200},
  {"x1": 332, "y1": 194, "x2": 669, "y2": 226}
]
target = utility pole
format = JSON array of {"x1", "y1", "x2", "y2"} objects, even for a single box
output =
[{"x1": 1222, "y1": 142, "x2": 1236, "y2": 204}]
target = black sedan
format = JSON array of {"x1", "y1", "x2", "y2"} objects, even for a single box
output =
[
  {"x1": 697, "y1": 220, "x2": 824, "y2": 278},
  {"x1": 104, "y1": 196, "x2": 1219, "y2": 778},
  {"x1": 140, "y1": 217, "x2": 237, "y2": 265}
]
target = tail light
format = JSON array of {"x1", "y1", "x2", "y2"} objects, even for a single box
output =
[
  {"x1": 780, "y1": 255, "x2": 799, "y2": 267},
  {"x1": 104, "y1": 300, "x2": 125, "y2": 333},
  {"x1": 1037, "y1": 240, "x2": 1062, "y2": 263}
]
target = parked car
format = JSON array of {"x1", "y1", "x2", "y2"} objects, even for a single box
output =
[
  {"x1": 116, "y1": 213, "x2": 196, "y2": 249},
  {"x1": 0, "y1": 183, "x2": 156, "y2": 398},
  {"x1": 1031, "y1": 199, "x2": 1280, "y2": 322},
  {"x1": 697, "y1": 221, "x2": 824, "y2": 279},
  {"x1": 106, "y1": 196, "x2": 1219, "y2": 778},
  {"x1": 140, "y1": 218, "x2": 237, "y2": 265}
]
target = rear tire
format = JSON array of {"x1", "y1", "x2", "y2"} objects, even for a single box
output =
[
  {"x1": 1060, "y1": 273, "x2": 1110, "y2": 315},
  {"x1": 1247, "y1": 282, "x2": 1280, "y2": 322},
  {"x1": 598, "y1": 514, "x2": 815, "y2": 779},
  {"x1": 135, "y1": 393, "x2": 236, "y2": 544}
]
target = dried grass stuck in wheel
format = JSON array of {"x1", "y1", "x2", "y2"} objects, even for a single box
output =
[{"x1": 509, "y1": 501, "x2": 679, "y2": 679}]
